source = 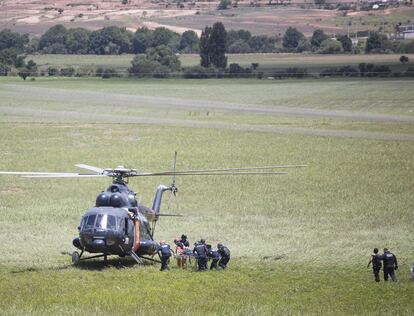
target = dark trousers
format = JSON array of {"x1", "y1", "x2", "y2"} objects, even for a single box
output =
[
  {"x1": 373, "y1": 268, "x2": 380, "y2": 282},
  {"x1": 219, "y1": 256, "x2": 230, "y2": 269},
  {"x1": 384, "y1": 267, "x2": 397, "y2": 282},
  {"x1": 160, "y1": 256, "x2": 170, "y2": 271},
  {"x1": 210, "y1": 259, "x2": 219, "y2": 270},
  {"x1": 197, "y1": 256, "x2": 207, "y2": 271}
]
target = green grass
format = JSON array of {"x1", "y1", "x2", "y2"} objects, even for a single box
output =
[
  {"x1": 0, "y1": 77, "x2": 413, "y2": 315},
  {"x1": 2, "y1": 76, "x2": 414, "y2": 115},
  {"x1": 27, "y1": 53, "x2": 414, "y2": 73}
]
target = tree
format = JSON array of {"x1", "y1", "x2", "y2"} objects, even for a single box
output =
[
  {"x1": 179, "y1": 30, "x2": 199, "y2": 53},
  {"x1": 310, "y1": 29, "x2": 328, "y2": 48},
  {"x1": 0, "y1": 29, "x2": 29, "y2": 52},
  {"x1": 18, "y1": 67, "x2": 31, "y2": 80},
  {"x1": 0, "y1": 63, "x2": 11, "y2": 76},
  {"x1": 145, "y1": 45, "x2": 181, "y2": 71},
  {"x1": 209, "y1": 22, "x2": 227, "y2": 68},
  {"x1": 199, "y1": 26, "x2": 212, "y2": 67},
  {"x1": 218, "y1": 0, "x2": 232, "y2": 9},
  {"x1": 89, "y1": 26, "x2": 132, "y2": 55},
  {"x1": 248, "y1": 35, "x2": 276, "y2": 53},
  {"x1": 282, "y1": 27, "x2": 304, "y2": 50},
  {"x1": 39, "y1": 25, "x2": 67, "y2": 52},
  {"x1": 151, "y1": 27, "x2": 180, "y2": 50},
  {"x1": 400, "y1": 55, "x2": 409, "y2": 64},
  {"x1": 228, "y1": 40, "x2": 251, "y2": 53},
  {"x1": 319, "y1": 39, "x2": 343, "y2": 54},
  {"x1": 337, "y1": 35, "x2": 352, "y2": 52},
  {"x1": 365, "y1": 32, "x2": 390, "y2": 53},
  {"x1": 132, "y1": 27, "x2": 152, "y2": 54},
  {"x1": 129, "y1": 45, "x2": 180, "y2": 77},
  {"x1": 66, "y1": 28, "x2": 90, "y2": 54},
  {"x1": 0, "y1": 48, "x2": 19, "y2": 65}
]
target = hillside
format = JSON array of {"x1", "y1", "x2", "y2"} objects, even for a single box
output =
[{"x1": 1, "y1": 0, "x2": 414, "y2": 37}]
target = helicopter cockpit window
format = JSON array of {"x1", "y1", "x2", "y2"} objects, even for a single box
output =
[
  {"x1": 84, "y1": 214, "x2": 96, "y2": 229},
  {"x1": 107, "y1": 215, "x2": 117, "y2": 230},
  {"x1": 95, "y1": 214, "x2": 117, "y2": 230}
]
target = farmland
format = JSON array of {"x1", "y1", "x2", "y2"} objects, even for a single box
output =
[
  {"x1": 1, "y1": 0, "x2": 414, "y2": 37},
  {"x1": 0, "y1": 76, "x2": 413, "y2": 315},
  {"x1": 27, "y1": 53, "x2": 414, "y2": 74}
]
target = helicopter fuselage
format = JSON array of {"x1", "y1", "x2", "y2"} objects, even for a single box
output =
[{"x1": 72, "y1": 182, "x2": 171, "y2": 261}]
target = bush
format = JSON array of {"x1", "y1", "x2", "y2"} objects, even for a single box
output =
[
  {"x1": 101, "y1": 67, "x2": 118, "y2": 79},
  {"x1": 405, "y1": 67, "x2": 414, "y2": 77},
  {"x1": 47, "y1": 67, "x2": 59, "y2": 76},
  {"x1": 228, "y1": 63, "x2": 252, "y2": 78},
  {"x1": 60, "y1": 67, "x2": 75, "y2": 77},
  {"x1": 336, "y1": 65, "x2": 359, "y2": 77},
  {"x1": 183, "y1": 66, "x2": 218, "y2": 79}
]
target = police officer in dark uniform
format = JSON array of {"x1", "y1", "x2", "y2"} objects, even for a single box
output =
[
  {"x1": 206, "y1": 244, "x2": 221, "y2": 270},
  {"x1": 193, "y1": 239, "x2": 208, "y2": 271},
  {"x1": 180, "y1": 234, "x2": 190, "y2": 247},
  {"x1": 382, "y1": 248, "x2": 398, "y2": 282},
  {"x1": 367, "y1": 248, "x2": 382, "y2": 282},
  {"x1": 217, "y1": 243, "x2": 231, "y2": 269},
  {"x1": 157, "y1": 240, "x2": 173, "y2": 271}
]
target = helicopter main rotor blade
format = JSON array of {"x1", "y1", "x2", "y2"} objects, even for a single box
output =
[
  {"x1": 23, "y1": 174, "x2": 108, "y2": 178},
  {"x1": 0, "y1": 171, "x2": 75, "y2": 175},
  {"x1": 131, "y1": 171, "x2": 288, "y2": 177},
  {"x1": 75, "y1": 164, "x2": 105, "y2": 174},
  {"x1": 171, "y1": 165, "x2": 306, "y2": 174}
]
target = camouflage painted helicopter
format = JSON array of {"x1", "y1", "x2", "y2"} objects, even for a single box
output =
[{"x1": 0, "y1": 153, "x2": 305, "y2": 265}]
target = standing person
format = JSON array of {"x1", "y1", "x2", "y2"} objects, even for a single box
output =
[
  {"x1": 174, "y1": 239, "x2": 187, "y2": 269},
  {"x1": 158, "y1": 240, "x2": 173, "y2": 271},
  {"x1": 206, "y1": 244, "x2": 221, "y2": 270},
  {"x1": 193, "y1": 239, "x2": 208, "y2": 271},
  {"x1": 180, "y1": 234, "x2": 190, "y2": 247},
  {"x1": 217, "y1": 243, "x2": 231, "y2": 269},
  {"x1": 367, "y1": 248, "x2": 382, "y2": 282},
  {"x1": 383, "y1": 248, "x2": 398, "y2": 282}
]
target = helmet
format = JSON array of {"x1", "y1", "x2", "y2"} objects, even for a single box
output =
[
  {"x1": 217, "y1": 243, "x2": 223, "y2": 249},
  {"x1": 200, "y1": 239, "x2": 205, "y2": 244},
  {"x1": 181, "y1": 234, "x2": 187, "y2": 240}
]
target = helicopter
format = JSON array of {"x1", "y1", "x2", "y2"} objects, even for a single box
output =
[{"x1": 0, "y1": 153, "x2": 305, "y2": 265}]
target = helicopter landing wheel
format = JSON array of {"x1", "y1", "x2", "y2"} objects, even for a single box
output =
[{"x1": 72, "y1": 251, "x2": 80, "y2": 265}]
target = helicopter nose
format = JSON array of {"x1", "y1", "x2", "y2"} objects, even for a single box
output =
[{"x1": 92, "y1": 239, "x2": 105, "y2": 251}]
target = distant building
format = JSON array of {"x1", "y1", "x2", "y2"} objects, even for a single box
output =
[{"x1": 396, "y1": 25, "x2": 414, "y2": 40}]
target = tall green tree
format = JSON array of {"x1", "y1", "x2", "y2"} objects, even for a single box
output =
[
  {"x1": 365, "y1": 32, "x2": 390, "y2": 53},
  {"x1": 209, "y1": 22, "x2": 227, "y2": 68},
  {"x1": 179, "y1": 30, "x2": 199, "y2": 53},
  {"x1": 0, "y1": 29, "x2": 29, "y2": 52},
  {"x1": 310, "y1": 29, "x2": 328, "y2": 48},
  {"x1": 132, "y1": 27, "x2": 152, "y2": 53},
  {"x1": 89, "y1": 26, "x2": 132, "y2": 55},
  {"x1": 282, "y1": 27, "x2": 304, "y2": 50},
  {"x1": 66, "y1": 28, "x2": 90, "y2": 54},
  {"x1": 39, "y1": 25, "x2": 67, "y2": 52},
  {"x1": 199, "y1": 26, "x2": 212, "y2": 67},
  {"x1": 337, "y1": 35, "x2": 352, "y2": 52}
]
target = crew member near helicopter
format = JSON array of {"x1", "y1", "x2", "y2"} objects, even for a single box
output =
[
  {"x1": 217, "y1": 243, "x2": 231, "y2": 269},
  {"x1": 158, "y1": 241, "x2": 173, "y2": 271},
  {"x1": 206, "y1": 244, "x2": 221, "y2": 270},
  {"x1": 180, "y1": 234, "x2": 190, "y2": 247},
  {"x1": 367, "y1": 248, "x2": 382, "y2": 282},
  {"x1": 383, "y1": 248, "x2": 398, "y2": 282},
  {"x1": 193, "y1": 239, "x2": 208, "y2": 271}
]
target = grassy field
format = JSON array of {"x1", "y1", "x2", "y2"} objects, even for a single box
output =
[
  {"x1": 27, "y1": 53, "x2": 414, "y2": 73},
  {"x1": 0, "y1": 77, "x2": 413, "y2": 315}
]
